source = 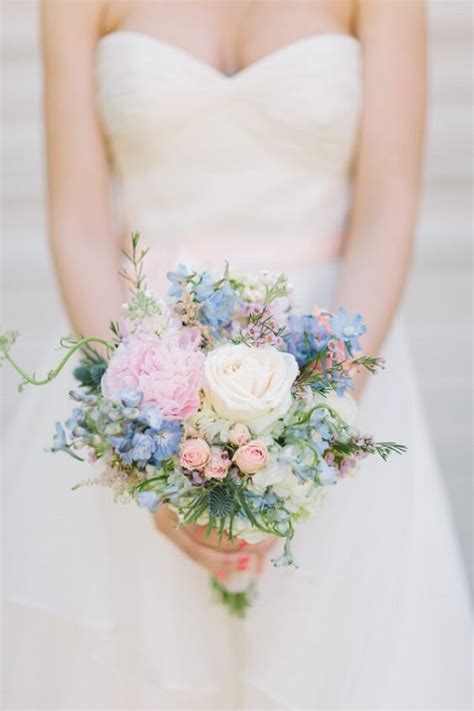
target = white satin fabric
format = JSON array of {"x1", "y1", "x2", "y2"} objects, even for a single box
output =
[{"x1": 3, "y1": 33, "x2": 471, "y2": 709}]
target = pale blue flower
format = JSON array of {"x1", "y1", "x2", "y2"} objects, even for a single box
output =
[
  {"x1": 138, "y1": 403, "x2": 163, "y2": 431},
  {"x1": 111, "y1": 430, "x2": 155, "y2": 466},
  {"x1": 69, "y1": 388, "x2": 86, "y2": 402},
  {"x1": 130, "y1": 432, "x2": 155, "y2": 463},
  {"x1": 272, "y1": 538, "x2": 298, "y2": 568},
  {"x1": 309, "y1": 408, "x2": 332, "y2": 440},
  {"x1": 51, "y1": 422, "x2": 67, "y2": 451},
  {"x1": 278, "y1": 445, "x2": 312, "y2": 482},
  {"x1": 284, "y1": 314, "x2": 330, "y2": 366},
  {"x1": 153, "y1": 421, "x2": 182, "y2": 464},
  {"x1": 330, "y1": 307, "x2": 367, "y2": 354},
  {"x1": 136, "y1": 490, "x2": 161, "y2": 512},
  {"x1": 198, "y1": 282, "x2": 237, "y2": 329},
  {"x1": 65, "y1": 407, "x2": 85, "y2": 433},
  {"x1": 193, "y1": 272, "x2": 214, "y2": 301},
  {"x1": 51, "y1": 422, "x2": 83, "y2": 461},
  {"x1": 119, "y1": 388, "x2": 143, "y2": 408},
  {"x1": 167, "y1": 264, "x2": 188, "y2": 298},
  {"x1": 317, "y1": 459, "x2": 338, "y2": 485}
]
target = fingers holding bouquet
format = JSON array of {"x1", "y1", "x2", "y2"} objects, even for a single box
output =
[
  {"x1": 154, "y1": 505, "x2": 277, "y2": 578},
  {"x1": 153, "y1": 504, "x2": 274, "y2": 578}
]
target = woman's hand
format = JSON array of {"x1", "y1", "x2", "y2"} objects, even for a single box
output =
[{"x1": 153, "y1": 505, "x2": 277, "y2": 580}]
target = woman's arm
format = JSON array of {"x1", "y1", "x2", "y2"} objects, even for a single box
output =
[
  {"x1": 42, "y1": 0, "x2": 124, "y2": 342},
  {"x1": 41, "y1": 1, "x2": 268, "y2": 576},
  {"x1": 334, "y1": 0, "x2": 427, "y2": 396}
]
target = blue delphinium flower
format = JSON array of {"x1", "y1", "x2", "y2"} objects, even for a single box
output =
[
  {"x1": 153, "y1": 421, "x2": 182, "y2": 464},
  {"x1": 136, "y1": 490, "x2": 162, "y2": 513},
  {"x1": 51, "y1": 421, "x2": 67, "y2": 452},
  {"x1": 114, "y1": 431, "x2": 155, "y2": 466},
  {"x1": 284, "y1": 314, "x2": 330, "y2": 367},
  {"x1": 272, "y1": 537, "x2": 298, "y2": 568},
  {"x1": 131, "y1": 432, "x2": 156, "y2": 463},
  {"x1": 202, "y1": 285, "x2": 237, "y2": 328},
  {"x1": 330, "y1": 307, "x2": 367, "y2": 354},
  {"x1": 138, "y1": 403, "x2": 163, "y2": 431},
  {"x1": 65, "y1": 407, "x2": 85, "y2": 433},
  {"x1": 327, "y1": 370, "x2": 352, "y2": 396},
  {"x1": 193, "y1": 272, "x2": 214, "y2": 301},
  {"x1": 245, "y1": 489, "x2": 279, "y2": 512},
  {"x1": 50, "y1": 422, "x2": 83, "y2": 461},
  {"x1": 193, "y1": 277, "x2": 237, "y2": 330},
  {"x1": 119, "y1": 388, "x2": 143, "y2": 408},
  {"x1": 309, "y1": 407, "x2": 332, "y2": 441},
  {"x1": 317, "y1": 459, "x2": 338, "y2": 485},
  {"x1": 166, "y1": 264, "x2": 189, "y2": 298},
  {"x1": 278, "y1": 445, "x2": 312, "y2": 482}
]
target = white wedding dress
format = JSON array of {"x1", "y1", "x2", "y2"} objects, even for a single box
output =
[{"x1": 3, "y1": 32, "x2": 471, "y2": 710}]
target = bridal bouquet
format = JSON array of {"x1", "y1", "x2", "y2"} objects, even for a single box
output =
[{"x1": 1, "y1": 234, "x2": 405, "y2": 615}]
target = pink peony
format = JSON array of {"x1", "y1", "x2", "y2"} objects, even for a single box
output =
[
  {"x1": 204, "y1": 448, "x2": 231, "y2": 480},
  {"x1": 228, "y1": 423, "x2": 251, "y2": 447},
  {"x1": 101, "y1": 330, "x2": 204, "y2": 420},
  {"x1": 233, "y1": 440, "x2": 268, "y2": 475},
  {"x1": 180, "y1": 438, "x2": 211, "y2": 471}
]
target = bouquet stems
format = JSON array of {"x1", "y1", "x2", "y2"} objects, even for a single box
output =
[{"x1": 211, "y1": 577, "x2": 256, "y2": 618}]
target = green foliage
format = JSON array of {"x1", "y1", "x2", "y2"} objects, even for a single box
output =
[
  {"x1": 119, "y1": 231, "x2": 150, "y2": 293},
  {"x1": 296, "y1": 351, "x2": 385, "y2": 392},
  {"x1": 73, "y1": 344, "x2": 108, "y2": 393},
  {"x1": 373, "y1": 441, "x2": 408, "y2": 460}
]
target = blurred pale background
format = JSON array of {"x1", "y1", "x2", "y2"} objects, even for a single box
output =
[{"x1": 1, "y1": 1, "x2": 472, "y2": 584}]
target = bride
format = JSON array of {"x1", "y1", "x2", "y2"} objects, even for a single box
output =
[{"x1": 3, "y1": 1, "x2": 471, "y2": 708}]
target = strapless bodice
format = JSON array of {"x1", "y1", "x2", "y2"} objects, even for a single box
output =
[{"x1": 96, "y1": 32, "x2": 362, "y2": 271}]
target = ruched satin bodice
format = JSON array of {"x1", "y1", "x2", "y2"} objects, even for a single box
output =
[{"x1": 96, "y1": 32, "x2": 362, "y2": 270}]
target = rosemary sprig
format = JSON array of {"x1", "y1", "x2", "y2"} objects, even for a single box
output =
[{"x1": 119, "y1": 231, "x2": 150, "y2": 293}]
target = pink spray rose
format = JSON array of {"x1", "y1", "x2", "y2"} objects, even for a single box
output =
[
  {"x1": 180, "y1": 438, "x2": 211, "y2": 471},
  {"x1": 204, "y1": 448, "x2": 231, "y2": 480},
  {"x1": 233, "y1": 440, "x2": 268, "y2": 475},
  {"x1": 228, "y1": 423, "x2": 251, "y2": 447},
  {"x1": 101, "y1": 330, "x2": 204, "y2": 420}
]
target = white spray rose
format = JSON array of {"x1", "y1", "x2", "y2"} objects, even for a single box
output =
[{"x1": 203, "y1": 344, "x2": 299, "y2": 434}]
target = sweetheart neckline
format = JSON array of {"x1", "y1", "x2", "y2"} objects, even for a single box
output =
[{"x1": 98, "y1": 30, "x2": 361, "y2": 82}]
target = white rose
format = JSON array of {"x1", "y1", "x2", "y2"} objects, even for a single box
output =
[
  {"x1": 203, "y1": 344, "x2": 299, "y2": 434},
  {"x1": 314, "y1": 391, "x2": 358, "y2": 426}
]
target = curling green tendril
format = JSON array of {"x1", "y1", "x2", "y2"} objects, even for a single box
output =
[{"x1": 0, "y1": 330, "x2": 113, "y2": 391}]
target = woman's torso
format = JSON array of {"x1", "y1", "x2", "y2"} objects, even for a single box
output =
[{"x1": 96, "y1": 0, "x2": 362, "y2": 276}]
